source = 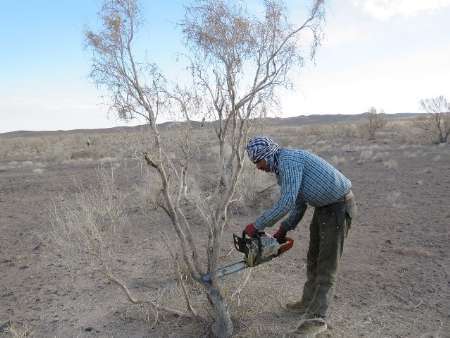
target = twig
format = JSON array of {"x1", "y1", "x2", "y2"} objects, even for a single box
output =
[
  {"x1": 257, "y1": 183, "x2": 277, "y2": 194},
  {"x1": 160, "y1": 232, "x2": 199, "y2": 318},
  {"x1": 231, "y1": 269, "x2": 252, "y2": 307},
  {"x1": 104, "y1": 271, "x2": 191, "y2": 319}
]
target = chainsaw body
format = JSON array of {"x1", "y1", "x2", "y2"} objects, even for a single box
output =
[
  {"x1": 202, "y1": 232, "x2": 294, "y2": 283},
  {"x1": 233, "y1": 232, "x2": 288, "y2": 267}
]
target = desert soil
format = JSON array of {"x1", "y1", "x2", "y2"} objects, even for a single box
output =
[{"x1": 0, "y1": 128, "x2": 449, "y2": 337}]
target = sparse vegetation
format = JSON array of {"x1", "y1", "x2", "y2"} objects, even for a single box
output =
[
  {"x1": 363, "y1": 107, "x2": 387, "y2": 140},
  {"x1": 1, "y1": 114, "x2": 449, "y2": 337},
  {"x1": 417, "y1": 95, "x2": 450, "y2": 144}
]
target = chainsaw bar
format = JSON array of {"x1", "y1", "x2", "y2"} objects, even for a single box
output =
[{"x1": 201, "y1": 260, "x2": 247, "y2": 283}]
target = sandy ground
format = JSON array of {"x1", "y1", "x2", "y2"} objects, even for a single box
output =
[{"x1": 0, "y1": 129, "x2": 449, "y2": 337}]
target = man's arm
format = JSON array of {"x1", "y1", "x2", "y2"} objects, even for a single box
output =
[
  {"x1": 255, "y1": 161, "x2": 303, "y2": 230},
  {"x1": 280, "y1": 195, "x2": 307, "y2": 232}
]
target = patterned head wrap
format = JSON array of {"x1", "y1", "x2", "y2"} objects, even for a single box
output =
[{"x1": 246, "y1": 136, "x2": 280, "y2": 172}]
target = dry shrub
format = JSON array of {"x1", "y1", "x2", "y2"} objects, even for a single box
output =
[
  {"x1": 3, "y1": 321, "x2": 33, "y2": 338},
  {"x1": 47, "y1": 163, "x2": 203, "y2": 323},
  {"x1": 300, "y1": 123, "x2": 360, "y2": 139},
  {"x1": 234, "y1": 161, "x2": 278, "y2": 215},
  {"x1": 417, "y1": 96, "x2": 450, "y2": 144},
  {"x1": 361, "y1": 107, "x2": 387, "y2": 140},
  {"x1": 49, "y1": 165, "x2": 129, "y2": 271},
  {"x1": 131, "y1": 166, "x2": 162, "y2": 216},
  {"x1": 0, "y1": 129, "x2": 154, "y2": 163}
]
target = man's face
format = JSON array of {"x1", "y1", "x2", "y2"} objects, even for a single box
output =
[{"x1": 255, "y1": 159, "x2": 270, "y2": 172}]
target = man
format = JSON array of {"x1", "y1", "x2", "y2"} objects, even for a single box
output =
[{"x1": 243, "y1": 136, "x2": 356, "y2": 333}]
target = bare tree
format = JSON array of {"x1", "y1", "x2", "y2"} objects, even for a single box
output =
[
  {"x1": 84, "y1": 0, "x2": 325, "y2": 337},
  {"x1": 183, "y1": 0, "x2": 324, "y2": 189},
  {"x1": 418, "y1": 96, "x2": 450, "y2": 144},
  {"x1": 364, "y1": 106, "x2": 387, "y2": 140}
]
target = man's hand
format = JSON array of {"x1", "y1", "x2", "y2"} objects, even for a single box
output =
[
  {"x1": 273, "y1": 226, "x2": 287, "y2": 244},
  {"x1": 244, "y1": 223, "x2": 258, "y2": 238}
]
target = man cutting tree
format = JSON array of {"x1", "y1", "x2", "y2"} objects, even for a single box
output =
[{"x1": 243, "y1": 136, "x2": 356, "y2": 334}]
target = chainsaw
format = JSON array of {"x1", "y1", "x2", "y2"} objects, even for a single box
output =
[{"x1": 202, "y1": 232, "x2": 294, "y2": 283}]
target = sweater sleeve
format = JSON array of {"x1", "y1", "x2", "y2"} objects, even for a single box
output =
[
  {"x1": 280, "y1": 195, "x2": 307, "y2": 231},
  {"x1": 255, "y1": 160, "x2": 303, "y2": 230}
]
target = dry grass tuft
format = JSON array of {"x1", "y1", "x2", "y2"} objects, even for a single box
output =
[
  {"x1": 48, "y1": 165, "x2": 129, "y2": 272},
  {"x1": 4, "y1": 322, "x2": 33, "y2": 338}
]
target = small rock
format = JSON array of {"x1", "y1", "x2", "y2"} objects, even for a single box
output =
[
  {"x1": 32, "y1": 243, "x2": 42, "y2": 251},
  {"x1": 0, "y1": 321, "x2": 11, "y2": 333}
]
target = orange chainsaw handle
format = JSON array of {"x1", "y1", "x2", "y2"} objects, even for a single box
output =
[{"x1": 277, "y1": 237, "x2": 294, "y2": 255}]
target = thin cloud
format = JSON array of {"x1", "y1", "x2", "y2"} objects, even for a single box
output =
[
  {"x1": 353, "y1": 0, "x2": 450, "y2": 19},
  {"x1": 322, "y1": 25, "x2": 367, "y2": 47}
]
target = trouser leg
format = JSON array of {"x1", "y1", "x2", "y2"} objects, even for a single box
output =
[
  {"x1": 301, "y1": 209, "x2": 321, "y2": 304},
  {"x1": 306, "y1": 201, "x2": 349, "y2": 318},
  {"x1": 286, "y1": 210, "x2": 321, "y2": 312}
]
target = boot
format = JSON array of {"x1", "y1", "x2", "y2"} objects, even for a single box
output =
[
  {"x1": 285, "y1": 299, "x2": 310, "y2": 314},
  {"x1": 292, "y1": 317, "x2": 327, "y2": 337}
]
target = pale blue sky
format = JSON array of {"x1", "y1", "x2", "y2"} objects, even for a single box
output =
[{"x1": 1, "y1": 0, "x2": 450, "y2": 132}]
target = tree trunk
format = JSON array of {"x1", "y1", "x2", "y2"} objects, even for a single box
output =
[{"x1": 207, "y1": 285, "x2": 233, "y2": 338}]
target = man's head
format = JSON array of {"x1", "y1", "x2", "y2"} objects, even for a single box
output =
[{"x1": 246, "y1": 136, "x2": 280, "y2": 173}]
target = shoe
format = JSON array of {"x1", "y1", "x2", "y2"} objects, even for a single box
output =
[
  {"x1": 285, "y1": 300, "x2": 309, "y2": 314},
  {"x1": 291, "y1": 318, "x2": 327, "y2": 337}
]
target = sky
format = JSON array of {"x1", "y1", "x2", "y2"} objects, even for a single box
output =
[{"x1": 1, "y1": 0, "x2": 450, "y2": 133}]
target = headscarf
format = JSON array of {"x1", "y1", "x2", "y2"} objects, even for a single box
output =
[{"x1": 246, "y1": 136, "x2": 280, "y2": 173}]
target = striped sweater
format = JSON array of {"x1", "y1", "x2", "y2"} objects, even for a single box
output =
[{"x1": 255, "y1": 148, "x2": 351, "y2": 231}]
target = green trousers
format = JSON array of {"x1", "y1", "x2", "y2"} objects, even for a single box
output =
[{"x1": 302, "y1": 195, "x2": 356, "y2": 318}]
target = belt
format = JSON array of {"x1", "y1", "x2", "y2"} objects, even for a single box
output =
[{"x1": 317, "y1": 190, "x2": 354, "y2": 208}]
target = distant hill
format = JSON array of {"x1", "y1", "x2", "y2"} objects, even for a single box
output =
[
  {"x1": 265, "y1": 113, "x2": 419, "y2": 126},
  {"x1": 0, "y1": 112, "x2": 420, "y2": 138}
]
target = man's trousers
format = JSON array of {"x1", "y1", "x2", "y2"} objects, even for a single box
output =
[{"x1": 302, "y1": 193, "x2": 356, "y2": 318}]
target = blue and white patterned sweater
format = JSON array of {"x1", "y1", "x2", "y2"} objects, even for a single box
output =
[{"x1": 255, "y1": 148, "x2": 351, "y2": 231}]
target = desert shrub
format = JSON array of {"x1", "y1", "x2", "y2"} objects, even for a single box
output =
[
  {"x1": 361, "y1": 107, "x2": 387, "y2": 140},
  {"x1": 388, "y1": 119, "x2": 430, "y2": 144},
  {"x1": 234, "y1": 161, "x2": 277, "y2": 214},
  {"x1": 416, "y1": 96, "x2": 450, "y2": 144},
  {"x1": 49, "y1": 166, "x2": 129, "y2": 268},
  {"x1": 295, "y1": 123, "x2": 361, "y2": 145}
]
